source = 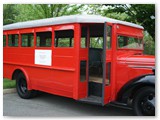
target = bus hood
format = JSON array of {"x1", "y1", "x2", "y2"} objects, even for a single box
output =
[{"x1": 125, "y1": 54, "x2": 155, "y2": 67}]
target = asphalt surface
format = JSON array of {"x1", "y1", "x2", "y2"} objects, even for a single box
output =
[{"x1": 3, "y1": 92, "x2": 134, "y2": 116}]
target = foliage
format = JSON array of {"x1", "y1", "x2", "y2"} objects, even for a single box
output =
[
  {"x1": 3, "y1": 78, "x2": 16, "y2": 89},
  {"x1": 3, "y1": 4, "x2": 84, "y2": 23},
  {"x1": 3, "y1": 4, "x2": 19, "y2": 25},
  {"x1": 85, "y1": 4, "x2": 129, "y2": 21},
  {"x1": 15, "y1": 4, "x2": 84, "y2": 22},
  {"x1": 143, "y1": 32, "x2": 155, "y2": 55},
  {"x1": 103, "y1": 4, "x2": 155, "y2": 41}
]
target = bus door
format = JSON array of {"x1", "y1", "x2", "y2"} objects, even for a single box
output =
[
  {"x1": 79, "y1": 23, "x2": 109, "y2": 105},
  {"x1": 78, "y1": 23, "x2": 112, "y2": 105},
  {"x1": 78, "y1": 26, "x2": 89, "y2": 99},
  {"x1": 102, "y1": 22, "x2": 112, "y2": 105}
]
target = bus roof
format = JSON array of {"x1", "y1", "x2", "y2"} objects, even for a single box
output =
[{"x1": 3, "y1": 15, "x2": 144, "y2": 30}]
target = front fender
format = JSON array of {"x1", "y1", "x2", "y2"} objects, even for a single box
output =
[
  {"x1": 136, "y1": 75, "x2": 155, "y2": 85},
  {"x1": 117, "y1": 74, "x2": 155, "y2": 103}
]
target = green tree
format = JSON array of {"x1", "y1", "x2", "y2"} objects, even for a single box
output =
[
  {"x1": 15, "y1": 4, "x2": 84, "y2": 22},
  {"x1": 143, "y1": 32, "x2": 155, "y2": 55},
  {"x1": 3, "y1": 4, "x2": 19, "y2": 25},
  {"x1": 103, "y1": 4, "x2": 155, "y2": 41}
]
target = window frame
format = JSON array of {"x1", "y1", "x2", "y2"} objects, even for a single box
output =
[
  {"x1": 3, "y1": 35, "x2": 7, "y2": 47},
  {"x1": 80, "y1": 60, "x2": 87, "y2": 82},
  {"x1": 19, "y1": 28, "x2": 34, "y2": 48},
  {"x1": 34, "y1": 27, "x2": 52, "y2": 48},
  {"x1": 21, "y1": 33, "x2": 34, "y2": 47},
  {"x1": 54, "y1": 29, "x2": 74, "y2": 48},
  {"x1": 36, "y1": 31, "x2": 52, "y2": 48},
  {"x1": 106, "y1": 25, "x2": 112, "y2": 49},
  {"x1": 81, "y1": 26, "x2": 88, "y2": 48},
  {"x1": 117, "y1": 34, "x2": 144, "y2": 50},
  {"x1": 8, "y1": 34, "x2": 19, "y2": 47}
]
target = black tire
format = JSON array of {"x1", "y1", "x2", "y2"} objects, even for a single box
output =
[
  {"x1": 133, "y1": 86, "x2": 155, "y2": 116},
  {"x1": 16, "y1": 73, "x2": 37, "y2": 99}
]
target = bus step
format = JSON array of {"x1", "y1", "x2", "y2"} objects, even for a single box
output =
[
  {"x1": 109, "y1": 102, "x2": 133, "y2": 110},
  {"x1": 78, "y1": 95, "x2": 102, "y2": 105}
]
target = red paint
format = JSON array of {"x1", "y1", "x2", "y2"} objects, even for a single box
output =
[
  {"x1": 35, "y1": 26, "x2": 52, "y2": 32},
  {"x1": 3, "y1": 21, "x2": 155, "y2": 105}
]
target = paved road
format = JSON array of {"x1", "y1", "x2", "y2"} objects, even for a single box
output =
[{"x1": 3, "y1": 93, "x2": 133, "y2": 116}]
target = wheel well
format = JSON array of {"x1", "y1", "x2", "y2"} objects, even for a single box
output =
[
  {"x1": 117, "y1": 83, "x2": 154, "y2": 104},
  {"x1": 116, "y1": 74, "x2": 155, "y2": 104},
  {"x1": 130, "y1": 84, "x2": 154, "y2": 100},
  {"x1": 12, "y1": 69, "x2": 32, "y2": 90},
  {"x1": 12, "y1": 69, "x2": 23, "y2": 80}
]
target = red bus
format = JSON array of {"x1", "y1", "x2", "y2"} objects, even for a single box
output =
[{"x1": 3, "y1": 15, "x2": 155, "y2": 116}]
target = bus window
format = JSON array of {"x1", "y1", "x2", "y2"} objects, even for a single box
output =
[
  {"x1": 8, "y1": 34, "x2": 19, "y2": 47},
  {"x1": 36, "y1": 32, "x2": 52, "y2": 47},
  {"x1": 90, "y1": 37, "x2": 103, "y2": 49},
  {"x1": 106, "y1": 62, "x2": 111, "y2": 85},
  {"x1": 80, "y1": 60, "x2": 87, "y2": 82},
  {"x1": 118, "y1": 36, "x2": 143, "y2": 49},
  {"x1": 55, "y1": 30, "x2": 74, "y2": 47},
  {"x1": 89, "y1": 26, "x2": 112, "y2": 49},
  {"x1": 107, "y1": 26, "x2": 112, "y2": 49},
  {"x1": 21, "y1": 33, "x2": 34, "y2": 47},
  {"x1": 3, "y1": 35, "x2": 6, "y2": 47},
  {"x1": 89, "y1": 25, "x2": 104, "y2": 49},
  {"x1": 81, "y1": 27, "x2": 87, "y2": 48}
]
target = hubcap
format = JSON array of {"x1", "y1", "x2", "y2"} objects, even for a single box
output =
[
  {"x1": 140, "y1": 93, "x2": 155, "y2": 116},
  {"x1": 19, "y1": 78, "x2": 27, "y2": 94}
]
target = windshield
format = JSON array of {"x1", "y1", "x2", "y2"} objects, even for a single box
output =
[{"x1": 118, "y1": 35, "x2": 143, "y2": 49}]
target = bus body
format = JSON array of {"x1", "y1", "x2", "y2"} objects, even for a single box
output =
[{"x1": 3, "y1": 15, "x2": 155, "y2": 116}]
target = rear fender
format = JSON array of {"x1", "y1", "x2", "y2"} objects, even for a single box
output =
[{"x1": 12, "y1": 67, "x2": 32, "y2": 90}]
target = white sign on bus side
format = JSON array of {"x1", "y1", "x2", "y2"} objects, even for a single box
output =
[{"x1": 35, "y1": 50, "x2": 52, "y2": 66}]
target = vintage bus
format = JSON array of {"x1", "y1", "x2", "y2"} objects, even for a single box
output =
[{"x1": 3, "y1": 15, "x2": 155, "y2": 116}]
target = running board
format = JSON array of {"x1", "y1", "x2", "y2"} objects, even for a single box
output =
[
  {"x1": 109, "y1": 102, "x2": 132, "y2": 110},
  {"x1": 78, "y1": 95, "x2": 102, "y2": 105}
]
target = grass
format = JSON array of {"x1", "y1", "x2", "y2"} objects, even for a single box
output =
[{"x1": 3, "y1": 78, "x2": 16, "y2": 89}]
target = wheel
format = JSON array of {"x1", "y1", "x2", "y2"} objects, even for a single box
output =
[
  {"x1": 133, "y1": 86, "x2": 155, "y2": 116},
  {"x1": 16, "y1": 73, "x2": 37, "y2": 99}
]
